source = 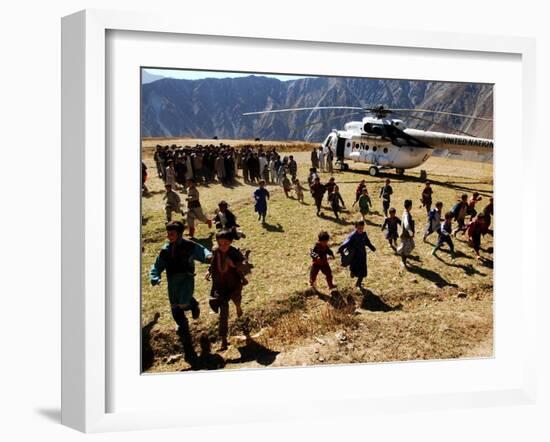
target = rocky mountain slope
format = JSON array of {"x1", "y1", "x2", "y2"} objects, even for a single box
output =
[{"x1": 141, "y1": 75, "x2": 493, "y2": 141}]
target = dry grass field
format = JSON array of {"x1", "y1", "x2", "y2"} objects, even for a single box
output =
[{"x1": 141, "y1": 138, "x2": 493, "y2": 373}]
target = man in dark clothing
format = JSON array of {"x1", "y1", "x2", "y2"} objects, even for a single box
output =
[
  {"x1": 311, "y1": 147, "x2": 319, "y2": 169},
  {"x1": 288, "y1": 155, "x2": 298, "y2": 181}
]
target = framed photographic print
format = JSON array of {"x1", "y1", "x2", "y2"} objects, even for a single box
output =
[{"x1": 61, "y1": 9, "x2": 537, "y2": 433}]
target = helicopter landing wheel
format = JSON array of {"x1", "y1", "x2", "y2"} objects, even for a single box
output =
[
  {"x1": 341, "y1": 163, "x2": 350, "y2": 171},
  {"x1": 368, "y1": 166, "x2": 379, "y2": 177},
  {"x1": 396, "y1": 168, "x2": 405, "y2": 176}
]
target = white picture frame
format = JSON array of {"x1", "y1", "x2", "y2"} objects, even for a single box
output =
[{"x1": 61, "y1": 9, "x2": 537, "y2": 433}]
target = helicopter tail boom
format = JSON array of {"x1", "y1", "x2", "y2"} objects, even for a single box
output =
[{"x1": 404, "y1": 129, "x2": 493, "y2": 153}]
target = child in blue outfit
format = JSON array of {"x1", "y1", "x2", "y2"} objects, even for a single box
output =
[
  {"x1": 432, "y1": 212, "x2": 455, "y2": 259},
  {"x1": 150, "y1": 221, "x2": 212, "y2": 359}
]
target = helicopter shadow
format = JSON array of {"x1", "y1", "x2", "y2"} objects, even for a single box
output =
[{"x1": 351, "y1": 170, "x2": 493, "y2": 196}]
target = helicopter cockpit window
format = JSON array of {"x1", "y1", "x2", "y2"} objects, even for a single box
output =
[{"x1": 325, "y1": 136, "x2": 333, "y2": 148}]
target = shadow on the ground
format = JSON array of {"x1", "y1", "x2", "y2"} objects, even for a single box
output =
[
  {"x1": 141, "y1": 312, "x2": 160, "y2": 372},
  {"x1": 143, "y1": 189, "x2": 164, "y2": 198},
  {"x1": 316, "y1": 289, "x2": 356, "y2": 311},
  {"x1": 480, "y1": 257, "x2": 493, "y2": 269},
  {"x1": 407, "y1": 264, "x2": 458, "y2": 288},
  {"x1": 347, "y1": 170, "x2": 493, "y2": 197},
  {"x1": 261, "y1": 222, "x2": 285, "y2": 232},
  {"x1": 220, "y1": 334, "x2": 279, "y2": 367},
  {"x1": 433, "y1": 254, "x2": 486, "y2": 276},
  {"x1": 221, "y1": 179, "x2": 244, "y2": 189},
  {"x1": 193, "y1": 232, "x2": 215, "y2": 250},
  {"x1": 318, "y1": 211, "x2": 355, "y2": 225},
  {"x1": 359, "y1": 288, "x2": 402, "y2": 312},
  {"x1": 192, "y1": 334, "x2": 226, "y2": 370}
]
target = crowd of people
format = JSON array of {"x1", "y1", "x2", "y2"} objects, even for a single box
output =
[
  {"x1": 145, "y1": 143, "x2": 303, "y2": 190},
  {"x1": 146, "y1": 144, "x2": 494, "y2": 362}
]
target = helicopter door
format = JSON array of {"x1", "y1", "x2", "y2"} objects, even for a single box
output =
[{"x1": 336, "y1": 137, "x2": 346, "y2": 160}]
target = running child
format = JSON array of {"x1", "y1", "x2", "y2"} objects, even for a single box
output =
[
  {"x1": 282, "y1": 174, "x2": 292, "y2": 198},
  {"x1": 310, "y1": 176, "x2": 326, "y2": 216},
  {"x1": 309, "y1": 231, "x2": 337, "y2": 290},
  {"x1": 206, "y1": 230, "x2": 250, "y2": 351},
  {"x1": 329, "y1": 184, "x2": 346, "y2": 219},
  {"x1": 381, "y1": 207, "x2": 401, "y2": 250},
  {"x1": 423, "y1": 201, "x2": 443, "y2": 242},
  {"x1": 451, "y1": 194, "x2": 469, "y2": 236},
  {"x1": 420, "y1": 181, "x2": 433, "y2": 214},
  {"x1": 466, "y1": 192, "x2": 483, "y2": 220},
  {"x1": 353, "y1": 180, "x2": 367, "y2": 206},
  {"x1": 150, "y1": 221, "x2": 212, "y2": 360},
  {"x1": 294, "y1": 178, "x2": 305, "y2": 203},
  {"x1": 466, "y1": 214, "x2": 489, "y2": 260},
  {"x1": 379, "y1": 178, "x2": 393, "y2": 217},
  {"x1": 338, "y1": 220, "x2": 376, "y2": 289},
  {"x1": 163, "y1": 184, "x2": 183, "y2": 223},
  {"x1": 432, "y1": 211, "x2": 455, "y2": 259},
  {"x1": 253, "y1": 180, "x2": 270, "y2": 224},
  {"x1": 357, "y1": 187, "x2": 372, "y2": 221},
  {"x1": 213, "y1": 200, "x2": 246, "y2": 240},
  {"x1": 185, "y1": 178, "x2": 212, "y2": 238},
  {"x1": 325, "y1": 177, "x2": 336, "y2": 203},
  {"x1": 397, "y1": 199, "x2": 415, "y2": 268}
]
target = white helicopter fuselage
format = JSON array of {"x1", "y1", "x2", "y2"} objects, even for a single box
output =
[{"x1": 322, "y1": 117, "x2": 493, "y2": 172}]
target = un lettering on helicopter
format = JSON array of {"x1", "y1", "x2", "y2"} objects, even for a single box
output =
[{"x1": 243, "y1": 105, "x2": 493, "y2": 177}]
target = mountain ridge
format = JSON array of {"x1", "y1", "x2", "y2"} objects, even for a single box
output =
[{"x1": 141, "y1": 75, "x2": 493, "y2": 142}]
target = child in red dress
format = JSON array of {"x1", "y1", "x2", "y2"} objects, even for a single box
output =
[{"x1": 309, "y1": 231, "x2": 337, "y2": 290}]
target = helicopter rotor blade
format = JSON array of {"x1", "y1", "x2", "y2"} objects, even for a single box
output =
[
  {"x1": 389, "y1": 108, "x2": 493, "y2": 122},
  {"x1": 295, "y1": 111, "x2": 365, "y2": 132},
  {"x1": 392, "y1": 111, "x2": 480, "y2": 137},
  {"x1": 242, "y1": 106, "x2": 364, "y2": 116}
]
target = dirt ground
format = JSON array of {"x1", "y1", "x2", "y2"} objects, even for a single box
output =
[{"x1": 141, "y1": 139, "x2": 493, "y2": 373}]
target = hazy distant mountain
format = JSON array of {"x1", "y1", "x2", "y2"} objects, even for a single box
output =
[
  {"x1": 141, "y1": 75, "x2": 493, "y2": 141},
  {"x1": 142, "y1": 70, "x2": 165, "y2": 84}
]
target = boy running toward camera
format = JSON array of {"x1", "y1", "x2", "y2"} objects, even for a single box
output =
[
  {"x1": 423, "y1": 201, "x2": 443, "y2": 242},
  {"x1": 163, "y1": 184, "x2": 183, "y2": 223},
  {"x1": 150, "y1": 221, "x2": 212, "y2": 360},
  {"x1": 358, "y1": 187, "x2": 372, "y2": 221},
  {"x1": 185, "y1": 178, "x2": 212, "y2": 238},
  {"x1": 381, "y1": 207, "x2": 401, "y2": 250},
  {"x1": 379, "y1": 178, "x2": 393, "y2": 217},
  {"x1": 397, "y1": 199, "x2": 415, "y2": 268},
  {"x1": 206, "y1": 230, "x2": 250, "y2": 351},
  {"x1": 309, "y1": 231, "x2": 337, "y2": 291},
  {"x1": 432, "y1": 211, "x2": 455, "y2": 260}
]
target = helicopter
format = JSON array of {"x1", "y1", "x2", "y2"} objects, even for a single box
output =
[{"x1": 243, "y1": 105, "x2": 493, "y2": 176}]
